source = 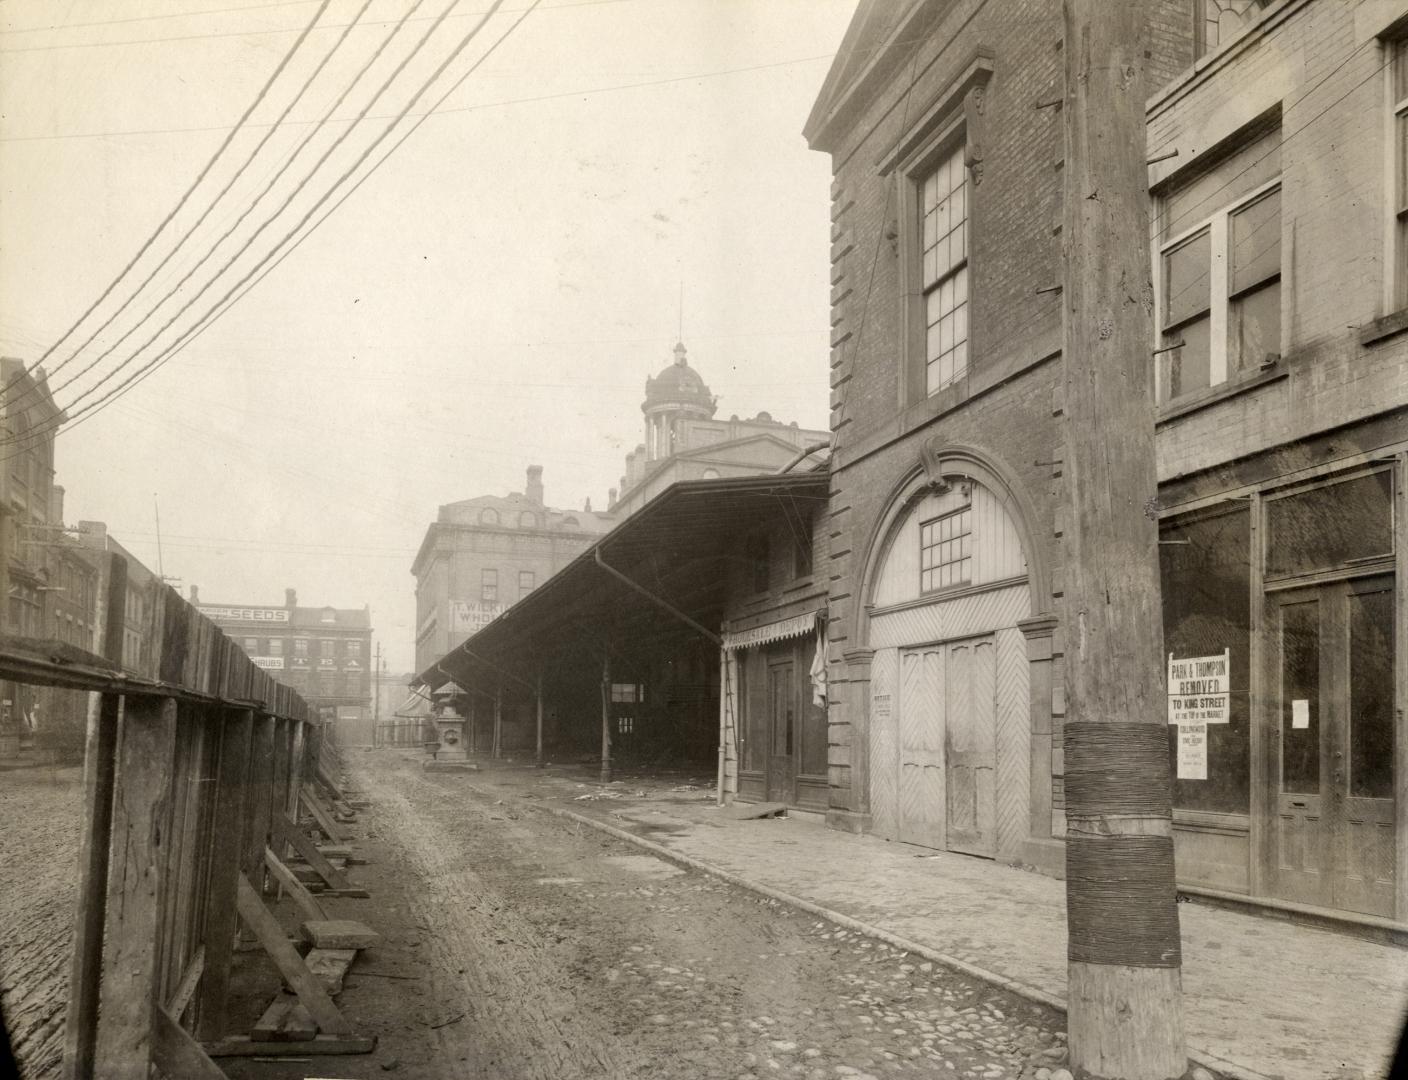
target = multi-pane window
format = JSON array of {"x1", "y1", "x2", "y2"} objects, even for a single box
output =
[
  {"x1": 346, "y1": 639, "x2": 361, "y2": 655},
  {"x1": 319, "y1": 638, "x2": 335, "y2": 658},
  {"x1": 920, "y1": 508, "x2": 972, "y2": 592},
  {"x1": 294, "y1": 638, "x2": 308, "y2": 656},
  {"x1": 268, "y1": 638, "x2": 283, "y2": 656},
  {"x1": 921, "y1": 145, "x2": 969, "y2": 394},
  {"x1": 1197, "y1": 0, "x2": 1272, "y2": 58},
  {"x1": 243, "y1": 637, "x2": 258, "y2": 653},
  {"x1": 1393, "y1": 38, "x2": 1408, "y2": 307},
  {"x1": 610, "y1": 683, "x2": 645, "y2": 703},
  {"x1": 518, "y1": 570, "x2": 535, "y2": 598},
  {"x1": 747, "y1": 534, "x2": 770, "y2": 593},
  {"x1": 1157, "y1": 136, "x2": 1281, "y2": 404},
  {"x1": 481, "y1": 568, "x2": 498, "y2": 602}
]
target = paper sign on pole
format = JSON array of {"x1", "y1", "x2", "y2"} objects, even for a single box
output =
[
  {"x1": 1177, "y1": 723, "x2": 1208, "y2": 780},
  {"x1": 1167, "y1": 649, "x2": 1231, "y2": 725}
]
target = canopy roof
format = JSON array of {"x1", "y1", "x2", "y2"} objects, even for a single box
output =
[{"x1": 415, "y1": 472, "x2": 829, "y2": 694}]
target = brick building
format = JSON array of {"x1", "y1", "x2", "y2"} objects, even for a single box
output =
[
  {"x1": 194, "y1": 587, "x2": 372, "y2": 724},
  {"x1": 0, "y1": 357, "x2": 100, "y2": 758},
  {"x1": 805, "y1": 0, "x2": 1407, "y2": 924},
  {"x1": 412, "y1": 466, "x2": 614, "y2": 674}
]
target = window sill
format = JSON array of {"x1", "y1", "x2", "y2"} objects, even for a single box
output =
[
  {"x1": 1358, "y1": 307, "x2": 1408, "y2": 347},
  {"x1": 1155, "y1": 363, "x2": 1288, "y2": 426}
]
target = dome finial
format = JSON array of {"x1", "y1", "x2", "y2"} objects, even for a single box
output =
[{"x1": 673, "y1": 340, "x2": 687, "y2": 366}]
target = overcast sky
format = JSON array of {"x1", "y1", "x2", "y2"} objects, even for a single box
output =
[{"x1": 0, "y1": 0, "x2": 853, "y2": 673}]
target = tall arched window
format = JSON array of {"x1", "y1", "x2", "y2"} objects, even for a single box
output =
[{"x1": 479, "y1": 508, "x2": 500, "y2": 525}]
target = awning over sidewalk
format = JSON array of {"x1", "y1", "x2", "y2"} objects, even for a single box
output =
[
  {"x1": 415, "y1": 473, "x2": 830, "y2": 695},
  {"x1": 722, "y1": 610, "x2": 821, "y2": 652}
]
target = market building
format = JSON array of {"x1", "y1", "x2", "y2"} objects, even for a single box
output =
[
  {"x1": 193, "y1": 587, "x2": 373, "y2": 726},
  {"x1": 803, "y1": 0, "x2": 1408, "y2": 925}
]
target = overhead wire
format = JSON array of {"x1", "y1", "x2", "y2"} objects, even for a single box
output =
[
  {"x1": 1, "y1": 0, "x2": 534, "y2": 457},
  {"x1": 41, "y1": 0, "x2": 436, "y2": 414},
  {"x1": 0, "y1": 0, "x2": 322, "y2": 35},
  {"x1": 0, "y1": 0, "x2": 336, "y2": 402},
  {"x1": 2, "y1": 0, "x2": 379, "y2": 418}
]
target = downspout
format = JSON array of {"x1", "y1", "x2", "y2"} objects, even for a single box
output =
[{"x1": 775, "y1": 438, "x2": 832, "y2": 475}]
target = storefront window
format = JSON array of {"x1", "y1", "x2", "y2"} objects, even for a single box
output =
[
  {"x1": 1160, "y1": 505, "x2": 1252, "y2": 813},
  {"x1": 1265, "y1": 470, "x2": 1393, "y2": 579}
]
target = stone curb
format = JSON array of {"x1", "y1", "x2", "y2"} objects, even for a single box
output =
[{"x1": 524, "y1": 795, "x2": 1271, "y2": 1080}]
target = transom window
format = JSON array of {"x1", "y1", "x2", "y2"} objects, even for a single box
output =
[
  {"x1": 1156, "y1": 125, "x2": 1281, "y2": 405},
  {"x1": 921, "y1": 144, "x2": 969, "y2": 395},
  {"x1": 920, "y1": 508, "x2": 971, "y2": 592},
  {"x1": 1197, "y1": 0, "x2": 1272, "y2": 59}
]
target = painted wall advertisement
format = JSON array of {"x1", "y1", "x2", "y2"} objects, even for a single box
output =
[
  {"x1": 251, "y1": 656, "x2": 285, "y2": 670},
  {"x1": 450, "y1": 600, "x2": 505, "y2": 635},
  {"x1": 1167, "y1": 649, "x2": 1229, "y2": 780}
]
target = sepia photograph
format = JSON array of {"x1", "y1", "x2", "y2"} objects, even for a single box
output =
[{"x1": 1, "y1": 0, "x2": 1406, "y2": 1077}]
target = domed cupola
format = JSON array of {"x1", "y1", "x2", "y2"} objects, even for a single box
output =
[{"x1": 642, "y1": 341, "x2": 716, "y2": 461}]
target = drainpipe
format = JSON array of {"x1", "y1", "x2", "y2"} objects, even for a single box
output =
[{"x1": 775, "y1": 438, "x2": 832, "y2": 475}]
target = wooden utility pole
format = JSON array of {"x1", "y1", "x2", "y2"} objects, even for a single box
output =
[
  {"x1": 600, "y1": 653, "x2": 612, "y2": 785},
  {"x1": 372, "y1": 642, "x2": 381, "y2": 748},
  {"x1": 1060, "y1": 2, "x2": 1186, "y2": 1077}
]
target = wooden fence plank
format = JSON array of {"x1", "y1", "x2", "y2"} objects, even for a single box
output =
[
  {"x1": 245, "y1": 714, "x2": 276, "y2": 891},
  {"x1": 196, "y1": 708, "x2": 253, "y2": 1041},
  {"x1": 276, "y1": 813, "x2": 353, "y2": 891},
  {"x1": 263, "y1": 847, "x2": 327, "y2": 924},
  {"x1": 94, "y1": 695, "x2": 178, "y2": 1076}
]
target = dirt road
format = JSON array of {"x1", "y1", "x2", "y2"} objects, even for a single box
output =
[
  {"x1": 0, "y1": 765, "x2": 83, "y2": 1079},
  {"x1": 283, "y1": 753, "x2": 1068, "y2": 1080}
]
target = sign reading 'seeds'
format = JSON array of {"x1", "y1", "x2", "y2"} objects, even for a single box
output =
[{"x1": 197, "y1": 606, "x2": 291, "y2": 623}]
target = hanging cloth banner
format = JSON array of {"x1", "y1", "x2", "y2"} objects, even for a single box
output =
[
  {"x1": 809, "y1": 624, "x2": 828, "y2": 707},
  {"x1": 722, "y1": 610, "x2": 821, "y2": 652}
]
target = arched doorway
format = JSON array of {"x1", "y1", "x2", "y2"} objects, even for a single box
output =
[{"x1": 860, "y1": 457, "x2": 1037, "y2": 860}]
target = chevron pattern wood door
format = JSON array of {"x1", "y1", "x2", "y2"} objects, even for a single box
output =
[
  {"x1": 898, "y1": 645, "x2": 945, "y2": 849},
  {"x1": 993, "y1": 628, "x2": 1032, "y2": 860},
  {"x1": 869, "y1": 648, "x2": 899, "y2": 840},
  {"x1": 946, "y1": 637, "x2": 997, "y2": 857}
]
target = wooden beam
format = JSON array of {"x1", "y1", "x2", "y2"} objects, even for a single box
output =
[
  {"x1": 245, "y1": 714, "x2": 277, "y2": 891},
  {"x1": 235, "y1": 874, "x2": 350, "y2": 1035},
  {"x1": 94, "y1": 695, "x2": 179, "y2": 1076},
  {"x1": 263, "y1": 846, "x2": 328, "y2": 924},
  {"x1": 152, "y1": 1005, "x2": 226, "y2": 1080},
  {"x1": 204, "y1": 1034, "x2": 376, "y2": 1057},
  {"x1": 61, "y1": 550, "x2": 126, "y2": 1080},
  {"x1": 300, "y1": 788, "x2": 348, "y2": 843},
  {"x1": 276, "y1": 812, "x2": 354, "y2": 892},
  {"x1": 196, "y1": 708, "x2": 253, "y2": 1042},
  {"x1": 165, "y1": 946, "x2": 205, "y2": 1022}
]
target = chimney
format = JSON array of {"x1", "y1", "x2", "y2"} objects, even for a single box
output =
[
  {"x1": 285, "y1": 588, "x2": 297, "y2": 608},
  {"x1": 526, "y1": 464, "x2": 544, "y2": 506},
  {"x1": 584, "y1": 497, "x2": 592, "y2": 513},
  {"x1": 50, "y1": 484, "x2": 64, "y2": 525},
  {"x1": 608, "y1": 487, "x2": 618, "y2": 511},
  {"x1": 189, "y1": 584, "x2": 200, "y2": 603}
]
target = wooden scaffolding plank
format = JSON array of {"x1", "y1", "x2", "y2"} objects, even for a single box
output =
[
  {"x1": 263, "y1": 846, "x2": 328, "y2": 924},
  {"x1": 300, "y1": 788, "x2": 349, "y2": 843},
  {"x1": 196, "y1": 708, "x2": 253, "y2": 1042},
  {"x1": 276, "y1": 812, "x2": 356, "y2": 892},
  {"x1": 234, "y1": 874, "x2": 350, "y2": 1035},
  {"x1": 165, "y1": 945, "x2": 205, "y2": 1022},
  {"x1": 152, "y1": 1005, "x2": 226, "y2": 1080},
  {"x1": 94, "y1": 696, "x2": 179, "y2": 1075}
]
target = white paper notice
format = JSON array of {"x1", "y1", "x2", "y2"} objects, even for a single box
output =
[
  {"x1": 1167, "y1": 650, "x2": 1231, "y2": 724},
  {"x1": 1177, "y1": 723, "x2": 1208, "y2": 780},
  {"x1": 1291, "y1": 699, "x2": 1310, "y2": 729}
]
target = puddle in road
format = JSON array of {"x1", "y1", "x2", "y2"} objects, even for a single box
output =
[{"x1": 601, "y1": 854, "x2": 685, "y2": 878}]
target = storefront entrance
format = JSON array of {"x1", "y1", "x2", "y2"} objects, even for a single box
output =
[
  {"x1": 766, "y1": 657, "x2": 797, "y2": 802},
  {"x1": 1271, "y1": 574, "x2": 1395, "y2": 918}
]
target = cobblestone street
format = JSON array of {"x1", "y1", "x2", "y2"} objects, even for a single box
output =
[{"x1": 307, "y1": 753, "x2": 1073, "y2": 1080}]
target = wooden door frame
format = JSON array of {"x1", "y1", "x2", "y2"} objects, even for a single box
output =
[{"x1": 765, "y1": 655, "x2": 797, "y2": 804}]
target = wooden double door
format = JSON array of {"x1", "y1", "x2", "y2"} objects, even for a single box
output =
[
  {"x1": 895, "y1": 637, "x2": 998, "y2": 857},
  {"x1": 1271, "y1": 574, "x2": 1396, "y2": 917}
]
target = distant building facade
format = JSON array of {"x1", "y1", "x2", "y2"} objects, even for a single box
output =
[
  {"x1": 0, "y1": 358, "x2": 100, "y2": 757},
  {"x1": 610, "y1": 342, "x2": 830, "y2": 518},
  {"x1": 412, "y1": 466, "x2": 614, "y2": 674},
  {"x1": 194, "y1": 587, "x2": 372, "y2": 722}
]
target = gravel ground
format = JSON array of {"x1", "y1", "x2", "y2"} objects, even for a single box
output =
[
  {"x1": 288, "y1": 753, "x2": 1073, "y2": 1080},
  {"x1": 0, "y1": 765, "x2": 84, "y2": 1080}
]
